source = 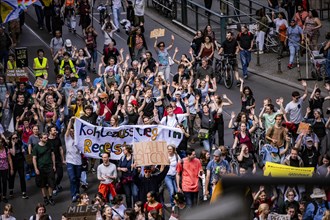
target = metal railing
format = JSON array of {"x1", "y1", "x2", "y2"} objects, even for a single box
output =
[{"x1": 147, "y1": 0, "x2": 278, "y2": 43}]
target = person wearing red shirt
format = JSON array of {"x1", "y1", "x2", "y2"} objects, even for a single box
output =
[
  {"x1": 96, "y1": 92, "x2": 114, "y2": 122},
  {"x1": 176, "y1": 148, "x2": 203, "y2": 208}
]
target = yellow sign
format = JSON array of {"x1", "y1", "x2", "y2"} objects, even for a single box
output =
[
  {"x1": 134, "y1": 141, "x2": 169, "y2": 166},
  {"x1": 150, "y1": 28, "x2": 165, "y2": 39},
  {"x1": 263, "y1": 162, "x2": 314, "y2": 177}
]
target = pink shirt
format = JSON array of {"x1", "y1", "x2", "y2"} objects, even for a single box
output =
[{"x1": 176, "y1": 158, "x2": 202, "y2": 192}]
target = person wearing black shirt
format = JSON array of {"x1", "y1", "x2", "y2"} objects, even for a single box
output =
[
  {"x1": 80, "y1": 105, "x2": 98, "y2": 125},
  {"x1": 236, "y1": 25, "x2": 254, "y2": 80},
  {"x1": 218, "y1": 31, "x2": 240, "y2": 85},
  {"x1": 11, "y1": 93, "x2": 28, "y2": 126},
  {"x1": 172, "y1": 64, "x2": 190, "y2": 88},
  {"x1": 101, "y1": 42, "x2": 121, "y2": 65},
  {"x1": 141, "y1": 51, "x2": 156, "y2": 72},
  {"x1": 300, "y1": 138, "x2": 319, "y2": 168},
  {"x1": 48, "y1": 126, "x2": 64, "y2": 195}
]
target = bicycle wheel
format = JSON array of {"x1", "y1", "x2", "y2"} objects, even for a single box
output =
[
  {"x1": 267, "y1": 35, "x2": 279, "y2": 53},
  {"x1": 231, "y1": 161, "x2": 239, "y2": 175},
  {"x1": 214, "y1": 61, "x2": 222, "y2": 84},
  {"x1": 224, "y1": 65, "x2": 234, "y2": 89}
]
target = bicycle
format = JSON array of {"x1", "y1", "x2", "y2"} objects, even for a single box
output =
[
  {"x1": 214, "y1": 54, "x2": 235, "y2": 89},
  {"x1": 251, "y1": 127, "x2": 266, "y2": 155},
  {"x1": 229, "y1": 147, "x2": 240, "y2": 175},
  {"x1": 264, "y1": 31, "x2": 280, "y2": 53}
]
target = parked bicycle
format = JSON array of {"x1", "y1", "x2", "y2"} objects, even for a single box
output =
[
  {"x1": 152, "y1": 0, "x2": 177, "y2": 19},
  {"x1": 214, "y1": 54, "x2": 235, "y2": 89},
  {"x1": 229, "y1": 147, "x2": 239, "y2": 175}
]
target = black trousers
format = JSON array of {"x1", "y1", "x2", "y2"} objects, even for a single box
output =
[
  {"x1": 0, "y1": 169, "x2": 8, "y2": 196},
  {"x1": 9, "y1": 159, "x2": 26, "y2": 193},
  {"x1": 55, "y1": 163, "x2": 64, "y2": 186}
]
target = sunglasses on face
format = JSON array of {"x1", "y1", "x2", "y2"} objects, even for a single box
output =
[{"x1": 144, "y1": 170, "x2": 152, "y2": 173}]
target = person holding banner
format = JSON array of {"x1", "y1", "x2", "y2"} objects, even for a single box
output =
[
  {"x1": 65, "y1": 117, "x2": 82, "y2": 203},
  {"x1": 97, "y1": 152, "x2": 117, "y2": 202}
]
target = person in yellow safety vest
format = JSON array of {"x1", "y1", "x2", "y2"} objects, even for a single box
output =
[
  {"x1": 59, "y1": 52, "x2": 77, "y2": 76},
  {"x1": 33, "y1": 49, "x2": 49, "y2": 78},
  {"x1": 7, "y1": 54, "x2": 17, "y2": 70}
]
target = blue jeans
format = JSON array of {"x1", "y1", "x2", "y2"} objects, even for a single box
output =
[
  {"x1": 289, "y1": 43, "x2": 300, "y2": 64},
  {"x1": 112, "y1": 7, "x2": 121, "y2": 29},
  {"x1": 239, "y1": 50, "x2": 251, "y2": 77},
  {"x1": 202, "y1": 133, "x2": 214, "y2": 153},
  {"x1": 183, "y1": 191, "x2": 198, "y2": 208},
  {"x1": 67, "y1": 163, "x2": 81, "y2": 198},
  {"x1": 156, "y1": 106, "x2": 164, "y2": 120},
  {"x1": 165, "y1": 175, "x2": 177, "y2": 207}
]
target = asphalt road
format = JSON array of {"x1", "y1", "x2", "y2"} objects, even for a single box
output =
[{"x1": 4, "y1": 2, "x2": 322, "y2": 219}]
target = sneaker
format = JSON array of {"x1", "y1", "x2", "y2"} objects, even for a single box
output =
[
  {"x1": 25, "y1": 174, "x2": 31, "y2": 180},
  {"x1": 31, "y1": 171, "x2": 36, "y2": 177},
  {"x1": 2, "y1": 197, "x2": 8, "y2": 203},
  {"x1": 244, "y1": 75, "x2": 248, "y2": 79},
  {"x1": 236, "y1": 81, "x2": 241, "y2": 87},
  {"x1": 116, "y1": 29, "x2": 120, "y2": 33},
  {"x1": 52, "y1": 189, "x2": 57, "y2": 196},
  {"x1": 39, "y1": 27, "x2": 43, "y2": 30},
  {"x1": 72, "y1": 196, "x2": 77, "y2": 203},
  {"x1": 81, "y1": 185, "x2": 88, "y2": 191},
  {"x1": 22, "y1": 193, "x2": 29, "y2": 199},
  {"x1": 9, "y1": 191, "x2": 13, "y2": 198},
  {"x1": 44, "y1": 199, "x2": 50, "y2": 206},
  {"x1": 91, "y1": 168, "x2": 96, "y2": 173},
  {"x1": 48, "y1": 198, "x2": 55, "y2": 206},
  {"x1": 287, "y1": 64, "x2": 293, "y2": 69}
]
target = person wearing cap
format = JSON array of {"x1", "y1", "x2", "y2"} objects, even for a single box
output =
[
  {"x1": 59, "y1": 51, "x2": 76, "y2": 75},
  {"x1": 296, "y1": 136, "x2": 319, "y2": 168},
  {"x1": 285, "y1": 18, "x2": 304, "y2": 69},
  {"x1": 303, "y1": 188, "x2": 330, "y2": 220},
  {"x1": 204, "y1": 149, "x2": 230, "y2": 198},
  {"x1": 64, "y1": 39, "x2": 74, "y2": 56},
  {"x1": 33, "y1": 49, "x2": 49, "y2": 79}
]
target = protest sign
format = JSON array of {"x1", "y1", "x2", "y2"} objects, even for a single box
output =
[
  {"x1": 134, "y1": 141, "x2": 169, "y2": 166},
  {"x1": 268, "y1": 213, "x2": 290, "y2": 220},
  {"x1": 150, "y1": 28, "x2": 165, "y2": 38},
  {"x1": 297, "y1": 122, "x2": 310, "y2": 134},
  {"x1": 74, "y1": 118, "x2": 183, "y2": 160},
  {"x1": 6, "y1": 69, "x2": 28, "y2": 82},
  {"x1": 66, "y1": 204, "x2": 98, "y2": 220},
  {"x1": 15, "y1": 47, "x2": 28, "y2": 68},
  {"x1": 263, "y1": 162, "x2": 314, "y2": 177},
  {"x1": 34, "y1": 77, "x2": 48, "y2": 88}
]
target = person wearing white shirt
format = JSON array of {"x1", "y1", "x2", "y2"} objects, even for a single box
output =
[
  {"x1": 97, "y1": 152, "x2": 117, "y2": 202},
  {"x1": 160, "y1": 104, "x2": 190, "y2": 127}
]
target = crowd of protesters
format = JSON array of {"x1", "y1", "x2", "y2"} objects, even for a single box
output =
[{"x1": 0, "y1": 0, "x2": 330, "y2": 219}]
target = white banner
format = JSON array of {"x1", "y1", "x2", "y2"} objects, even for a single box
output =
[{"x1": 74, "y1": 118, "x2": 183, "y2": 160}]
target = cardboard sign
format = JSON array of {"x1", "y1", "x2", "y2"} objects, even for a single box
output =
[
  {"x1": 34, "y1": 77, "x2": 48, "y2": 88},
  {"x1": 297, "y1": 122, "x2": 310, "y2": 134},
  {"x1": 66, "y1": 205, "x2": 99, "y2": 220},
  {"x1": 134, "y1": 141, "x2": 169, "y2": 166},
  {"x1": 150, "y1": 28, "x2": 165, "y2": 38},
  {"x1": 6, "y1": 69, "x2": 28, "y2": 82},
  {"x1": 15, "y1": 47, "x2": 28, "y2": 68},
  {"x1": 268, "y1": 213, "x2": 290, "y2": 220}
]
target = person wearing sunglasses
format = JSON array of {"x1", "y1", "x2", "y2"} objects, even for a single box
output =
[
  {"x1": 133, "y1": 164, "x2": 169, "y2": 206},
  {"x1": 154, "y1": 35, "x2": 175, "y2": 81},
  {"x1": 8, "y1": 133, "x2": 28, "y2": 200}
]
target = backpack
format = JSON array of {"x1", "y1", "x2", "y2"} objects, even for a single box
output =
[
  {"x1": 312, "y1": 200, "x2": 330, "y2": 217},
  {"x1": 238, "y1": 31, "x2": 252, "y2": 38}
]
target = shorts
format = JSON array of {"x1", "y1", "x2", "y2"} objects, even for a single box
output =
[{"x1": 35, "y1": 169, "x2": 55, "y2": 188}]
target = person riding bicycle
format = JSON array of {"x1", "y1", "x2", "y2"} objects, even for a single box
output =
[
  {"x1": 64, "y1": 0, "x2": 76, "y2": 33},
  {"x1": 218, "y1": 31, "x2": 240, "y2": 84}
]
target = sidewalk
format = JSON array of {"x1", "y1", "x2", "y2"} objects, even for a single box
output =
[{"x1": 145, "y1": 7, "x2": 330, "y2": 93}]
